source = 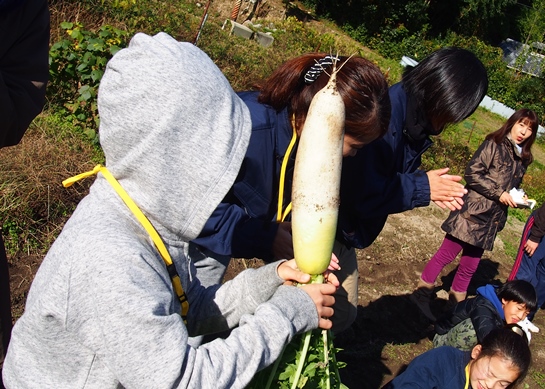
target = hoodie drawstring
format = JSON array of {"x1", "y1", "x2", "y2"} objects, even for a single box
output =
[{"x1": 63, "y1": 164, "x2": 189, "y2": 323}]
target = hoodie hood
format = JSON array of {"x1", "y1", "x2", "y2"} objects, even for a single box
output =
[
  {"x1": 477, "y1": 284, "x2": 505, "y2": 320},
  {"x1": 97, "y1": 32, "x2": 251, "y2": 242}
]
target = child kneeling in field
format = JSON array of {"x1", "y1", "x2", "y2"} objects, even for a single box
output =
[
  {"x1": 433, "y1": 280, "x2": 537, "y2": 350},
  {"x1": 2, "y1": 32, "x2": 339, "y2": 389},
  {"x1": 382, "y1": 324, "x2": 532, "y2": 389}
]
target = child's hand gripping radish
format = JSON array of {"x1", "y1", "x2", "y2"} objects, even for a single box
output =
[{"x1": 278, "y1": 259, "x2": 339, "y2": 329}]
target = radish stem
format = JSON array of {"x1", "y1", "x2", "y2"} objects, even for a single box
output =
[
  {"x1": 331, "y1": 335, "x2": 342, "y2": 389},
  {"x1": 291, "y1": 329, "x2": 312, "y2": 389},
  {"x1": 323, "y1": 329, "x2": 331, "y2": 389}
]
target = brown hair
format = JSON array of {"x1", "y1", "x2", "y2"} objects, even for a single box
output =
[
  {"x1": 486, "y1": 108, "x2": 539, "y2": 167},
  {"x1": 257, "y1": 53, "x2": 391, "y2": 144}
]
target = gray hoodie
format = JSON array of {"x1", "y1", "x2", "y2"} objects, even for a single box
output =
[{"x1": 3, "y1": 32, "x2": 319, "y2": 389}]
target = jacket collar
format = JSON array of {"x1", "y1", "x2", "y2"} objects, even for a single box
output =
[{"x1": 402, "y1": 90, "x2": 437, "y2": 144}]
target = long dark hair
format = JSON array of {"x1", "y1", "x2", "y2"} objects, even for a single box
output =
[
  {"x1": 478, "y1": 324, "x2": 531, "y2": 388},
  {"x1": 486, "y1": 108, "x2": 538, "y2": 166},
  {"x1": 402, "y1": 47, "x2": 488, "y2": 133},
  {"x1": 258, "y1": 53, "x2": 391, "y2": 144}
]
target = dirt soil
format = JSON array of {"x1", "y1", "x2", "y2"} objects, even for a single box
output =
[
  {"x1": 223, "y1": 205, "x2": 545, "y2": 388},
  {"x1": 8, "y1": 206, "x2": 545, "y2": 387}
]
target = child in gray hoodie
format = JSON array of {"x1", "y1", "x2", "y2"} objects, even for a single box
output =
[{"x1": 2, "y1": 32, "x2": 338, "y2": 389}]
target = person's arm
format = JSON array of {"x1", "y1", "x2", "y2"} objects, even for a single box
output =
[
  {"x1": 528, "y1": 205, "x2": 545, "y2": 246},
  {"x1": 0, "y1": 0, "x2": 50, "y2": 148},
  {"x1": 341, "y1": 137, "x2": 430, "y2": 222},
  {"x1": 470, "y1": 300, "x2": 501, "y2": 343},
  {"x1": 192, "y1": 201, "x2": 279, "y2": 261},
  {"x1": 464, "y1": 140, "x2": 511, "y2": 203},
  {"x1": 83, "y1": 251, "x2": 330, "y2": 389},
  {"x1": 523, "y1": 206, "x2": 545, "y2": 256},
  {"x1": 338, "y1": 135, "x2": 432, "y2": 248}
]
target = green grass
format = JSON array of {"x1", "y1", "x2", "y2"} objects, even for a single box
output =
[{"x1": 0, "y1": 111, "x2": 101, "y2": 256}]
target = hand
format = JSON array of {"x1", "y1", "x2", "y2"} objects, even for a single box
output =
[
  {"x1": 273, "y1": 222, "x2": 294, "y2": 260},
  {"x1": 299, "y1": 283, "x2": 337, "y2": 329},
  {"x1": 499, "y1": 191, "x2": 517, "y2": 208},
  {"x1": 277, "y1": 259, "x2": 340, "y2": 288},
  {"x1": 277, "y1": 260, "x2": 340, "y2": 329},
  {"x1": 277, "y1": 259, "x2": 311, "y2": 284},
  {"x1": 427, "y1": 168, "x2": 467, "y2": 211},
  {"x1": 524, "y1": 240, "x2": 539, "y2": 256}
]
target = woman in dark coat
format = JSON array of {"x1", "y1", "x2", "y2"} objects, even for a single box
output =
[{"x1": 412, "y1": 109, "x2": 539, "y2": 320}]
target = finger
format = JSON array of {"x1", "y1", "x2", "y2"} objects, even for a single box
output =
[
  {"x1": 324, "y1": 272, "x2": 340, "y2": 287},
  {"x1": 319, "y1": 306, "x2": 334, "y2": 319},
  {"x1": 450, "y1": 199, "x2": 463, "y2": 210},
  {"x1": 328, "y1": 255, "x2": 340, "y2": 270},
  {"x1": 320, "y1": 284, "x2": 338, "y2": 297},
  {"x1": 290, "y1": 271, "x2": 311, "y2": 284},
  {"x1": 318, "y1": 317, "x2": 333, "y2": 330},
  {"x1": 433, "y1": 200, "x2": 447, "y2": 210},
  {"x1": 444, "y1": 201, "x2": 457, "y2": 212},
  {"x1": 439, "y1": 174, "x2": 463, "y2": 182},
  {"x1": 278, "y1": 263, "x2": 310, "y2": 283},
  {"x1": 440, "y1": 181, "x2": 465, "y2": 192},
  {"x1": 327, "y1": 263, "x2": 340, "y2": 271}
]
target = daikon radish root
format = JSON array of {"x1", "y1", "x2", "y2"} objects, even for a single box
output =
[
  {"x1": 291, "y1": 59, "x2": 345, "y2": 276},
  {"x1": 248, "y1": 57, "x2": 348, "y2": 389}
]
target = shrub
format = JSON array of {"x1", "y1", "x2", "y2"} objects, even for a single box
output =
[{"x1": 48, "y1": 22, "x2": 129, "y2": 138}]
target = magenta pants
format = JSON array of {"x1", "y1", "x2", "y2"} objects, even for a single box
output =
[{"x1": 421, "y1": 234, "x2": 484, "y2": 293}]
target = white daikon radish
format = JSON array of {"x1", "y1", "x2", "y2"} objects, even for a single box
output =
[{"x1": 291, "y1": 61, "x2": 345, "y2": 276}]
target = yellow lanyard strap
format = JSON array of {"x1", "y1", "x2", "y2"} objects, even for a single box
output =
[
  {"x1": 464, "y1": 363, "x2": 470, "y2": 389},
  {"x1": 276, "y1": 123, "x2": 297, "y2": 223},
  {"x1": 63, "y1": 165, "x2": 189, "y2": 321}
]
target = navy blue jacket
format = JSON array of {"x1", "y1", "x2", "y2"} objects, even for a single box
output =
[
  {"x1": 338, "y1": 82, "x2": 432, "y2": 248},
  {"x1": 382, "y1": 346, "x2": 471, "y2": 388},
  {"x1": 193, "y1": 83, "x2": 434, "y2": 258},
  {"x1": 192, "y1": 91, "x2": 293, "y2": 261},
  {"x1": 435, "y1": 284, "x2": 504, "y2": 343}
]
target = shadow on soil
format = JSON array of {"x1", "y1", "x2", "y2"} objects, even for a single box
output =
[{"x1": 335, "y1": 258, "x2": 501, "y2": 389}]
